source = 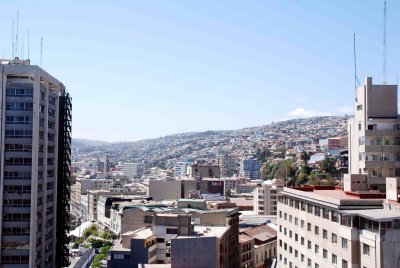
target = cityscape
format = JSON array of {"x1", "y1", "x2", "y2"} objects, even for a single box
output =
[{"x1": 1, "y1": 1, "x2": 400, "y2": 268}]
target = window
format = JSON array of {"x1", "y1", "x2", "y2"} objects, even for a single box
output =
[
  {"x1": 295, "y1": 217, "x2": 298, "y2": 226},
  {"x1": 331, "y1": 210, "x2": 338, "y2": 222},
  {"x1": 284, "y1": 228, "x2": 287, "y2": 236},
  {"x1": 332, "y1": 254, "x2": 337, "y2": 265},
  {"x1": 301, "y1": 254, "x2": 304, "y2": 262},
  {"x1": 295, "y1": 250, "x2": 298, "y2": 258},
  {"x1": 323, "y1": 249, "x2": 327, "y2": 259},
  {"x1": 322, "y1": 208, "x2": 329, "y2": 219},
  {"x1": 341, "y1": 238, "x2": 348, "y2": 249},
  {"x1": 307, "y1": 240, "x2": 311, "y2": 250},
  {"x1": 301, "y1": 237, "x2": 304, "y2": 246},
  {"x1": 332, "y1": 233, "x2": 337, "y2": 244},
  {"x1": 301, "y1": 202, "x2": 306, "y2": 211},
  {"x1": 363, "y1": 244, "x2": 370, "y2": 256},
  {"x1": 314, "y1": 244, "x2": 319, "y2": 254},
  {"x1": 308, "y1": 258, "x2": 312, "y2": 267},
  {"x1": 307, "y1": 223, "x2": 311, "y2": 232},
  {"x1": 284, "y1": 213, "x2": 287, "y2": 220},
  {"x1": 314, "y1": 206, "x2": 321, "y2": 216},
  {"x1": 295, "y1": 234, "x2": 298, "y2": 242},
  {"x1": 279, "y1": 211, "x2": 282, "y2": 218},
  {"x1": 323, "y1": 229, "x2": 328, "y2": 239},
  {"x1": 314, "y1": 226, "x2": 319, "y2": 236},
  {"x1": 166, "y1": 228, "x2": 178, "y2": 234},
  {"x1": 301, "y1": 220, "x2": 304, "y2": 229},
  {"x1": 307, "y1": 204, "x2": 313, "y2": 213},
  {"x1": 289, "y1": 215, "x2": 292, "y2": 222},
  {"x1": 342, "y1": 260, "x2": 348, "y2": 268},
  {"x1": 315, "y1": 264, "x2": 319, "y2": 268},
  {"x1": 289, "y1": 230, "x2": 292, "y2": 238}
]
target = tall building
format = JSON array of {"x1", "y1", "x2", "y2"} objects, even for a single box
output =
[
  {"x1": 217, "y1": 155, "x2": 236, "y2": 177},
  {"x1": 239, "y1": 158, "x2": 261, "y2": 180},
  {"x1": 123, "y1": 162, "x2": 144, "y2": 180},
  {"x1": 254, "y1": 179, "x2": 283, "y2": 215},
  {"x1": 346, "y1": 77, "x2": 400, "y2": 192},
  {"x1": 0, "y1": 59, "x2": 72, "y2": 267}
]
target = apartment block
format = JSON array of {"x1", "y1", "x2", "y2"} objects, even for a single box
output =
[
  {"x1": 239, "y1": 158, "x2": 261, "y2": 180},
  {"x1": 346, "y1": 77, "x2": 400, "y2": 192},
  {"x1": 188, "y1": 163, "x2": 220, "y2": 179},
  {"x1": 276, "y1": 186, "x2": 400, "y2": 268},
  {"x1": 254, "y1": 180, "x2": 283, "y2": 215},
  {"x1": 0, "y1": 59, "x2": 72, "y2": 267}
]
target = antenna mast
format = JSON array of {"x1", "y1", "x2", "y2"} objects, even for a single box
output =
[
  {"x1": 28, "y1": 29, "x2": 30, "y2": 59},
  {"x1": 383, "y1": 0, "x2": 387, "y2": 84},
  {"x1": 12, "y1": 20, "x2": 14, "y2": 58},
  {"x1": 353, "y1": 33, "x2": 360, "y2": 89},
  {"x1": 16, "y1": 11, "x2": 19, "y2": 58},
  {"x1": 40, "y1": 37, "x2": 43, "y2": 67}
]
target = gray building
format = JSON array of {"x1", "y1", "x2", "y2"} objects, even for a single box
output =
[
  {"x1": 0, "y1": 58, "x2": 72, "y2": 267},
  {"x1": 239, "y1": 158, "x2": 261, "y2": 180}
]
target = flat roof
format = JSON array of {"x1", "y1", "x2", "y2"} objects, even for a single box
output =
[
  {"x1": 341, "y1": 209, "x2": 400, "y2": 222},
  {"x1": 283, "y1": 188, "x2": 384, "y2": 208}
]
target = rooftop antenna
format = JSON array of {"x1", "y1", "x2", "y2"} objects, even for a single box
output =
[
  {"x1": 27, "y1": 28, "x2": 30, "y2": 59},
  {"x1": 40, "y1": 36, "x2": 43, "y2": 67},
  {"x1": 16, "y1": 11, "x2": 19, "y2": 58},
  {"x1": 353, "y1": 33, "x2": 360, "y2": 89},
  {"x1": 383, "y1": 0, "x2": 387, "y2": 84},
  {"x1": 12, "y1": 20, "x2": 14, "y2": 58}
]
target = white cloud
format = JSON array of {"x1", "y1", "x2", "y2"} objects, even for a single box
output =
[
  {"x1": 294, "y1": 97, "x2": 307, "y2": 102},
  {"x1": 337, "y1": 106, "x2": 353, "y2": 113},
  {"x1": 288, "y1": 108, "x2": 332, "y2": 117}
]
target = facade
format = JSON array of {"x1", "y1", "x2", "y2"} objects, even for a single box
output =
[
  {"x1": 346, "y1": 77, "x2": 400, "y2": 192},
  {"x1": 275, "y1": 186, "x2": 400, "y2": 268},
  {"x1": 188, "y1": 163, "x2": 220, "y2": 179},
  {"x1": 123, "y1": 163, "x2": 144, "y2": 180},
  {"x1": 148, "y1": 179, "x2": 197, "y2": 201},
  {"x1": 174, "y1": 161, "x2": 192, "y2": 177},
  {"x1": 239, "y1": 159, "x2": 261, "y2": 180},
  {"x1": 328, "y1": 137, "x2": 341, "y2": 150},
  {"x1": 217, "y1": 155, "x2": 237, "y2": 177},
  {"x1": 254, "y1": 180, "x2": 283, "y2": 215},
  {"x1": 0, "y1": 59, "x2": 72, "y2": 267}
]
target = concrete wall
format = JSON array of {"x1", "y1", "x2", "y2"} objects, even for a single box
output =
[
  {"x1": 171, "y1": 237, "x2": 218, "y2": 268},
  {"x1": 149, "y1": 180, "x2": 181, "y2": 201},
  {"x1": 386, "y1": 177, "x2": 400, "y2": 201}
]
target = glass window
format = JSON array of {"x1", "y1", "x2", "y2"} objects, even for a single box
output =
[
  {"x1": 323, "y1": 249, "x2": 327, "y2": 259},
  {"x1": 315, "y1": 226, "x2": 319, "y2": 235},
  {"x1": 363, "y1": 244, "x2": 370, "y2": 256},
  {"x1": 323, "y1": 229, "x2": 328, "y2": 239},
  {"x1": 341, "y1": 238, "x2": 348, "y2": 249},
  {"x1": 332, "y1": 233, "x2": 337, "y2": 244}
]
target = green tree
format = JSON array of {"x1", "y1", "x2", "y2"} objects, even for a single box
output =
[{"x1": 320, "y1": 157, "x2": 337, "y2": 174}]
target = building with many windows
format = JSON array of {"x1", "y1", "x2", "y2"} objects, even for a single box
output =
[
  {"x1": 0, "y1": 58, "x2": 72, "y2": 267},
  {"x1": 276, "y1": 185, "x2": 400, "y2": 268},
  {"x1": 254, "y1": 179, "x2": 283, "y2": 215},
  {"x1": 346, "y1": 77, "x2": 400, "y2": 192},
  {"x1": 239, "y1": 158, "x2": 261, "y2": 180}
]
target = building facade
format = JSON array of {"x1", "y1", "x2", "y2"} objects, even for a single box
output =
[
  {"x1": 346, "y1": 77, "x2": 400, "y2": 192},
  {"x1": 239, "y1": 159, "x2": 261, "y2": 180},
  {"x1": 254, "y1": 180, "x2": 283, "y2": 215},
  {"x1": 0, "y1": 59, "x2": 72, "y2": 267}
]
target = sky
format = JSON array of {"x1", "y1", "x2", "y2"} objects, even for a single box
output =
[{"x1": 1, "y1": 0, "x2": 400, "y2": 142}]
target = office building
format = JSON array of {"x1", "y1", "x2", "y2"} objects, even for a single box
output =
[
  {"x1": 0, "y1": 59, "x2": 72, "y2": 267},
  {"x1": 123, "y1": 163, "x2": 144, "y2": 180},
  {"x1": 239, "y1": 159, "x2": 261, "y2": 180},
  {"x1": 217, "y1": 155, "x2": 237, "y2": 177},
  {"x1": 188, "y1": 163, "x2": 220, "y2": 179},
  {"x1": 346, "y1": 77, "x2": 400, "y2": 192},
  {"x1": 254, "y1": 179, "x2": 283, "y2": 216},
  {"x1": 275, "y1": 185, "x2": 400, "y2": 268}
]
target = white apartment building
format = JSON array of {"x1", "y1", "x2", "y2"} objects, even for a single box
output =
[
  {"x1": 276, "y1": 186, "x2": 400, "y2": 268},
  {"x1": 254, "y1": 179, "x2": 283, "y2": 215},
  {"x1": 346, "y1": 77, "x2": 400, "y2": 192},
  {"x1": 123, "y1": 163, "x2": 144, "y2": 180}
]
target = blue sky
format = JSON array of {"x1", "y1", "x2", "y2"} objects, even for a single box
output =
[{"x1": 1, "y1": 0, "x2": 400, "y2": 141}]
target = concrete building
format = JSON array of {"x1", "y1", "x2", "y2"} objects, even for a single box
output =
[
  {"x1": 239, "y1": 234, "x2": 254, "y2": 268},
  {"x1": 217, "y1": 155, "x2": 237, "y2": 177},
  {"x1": 174, "y1": 161, "x2": 192, "y2": 177},
  {"x1": 188, "y1": 163, "x2": 220, "y2": 179},
  {"x1": 148, "y1": 179, "x2": 197, "y2": 201},
  {"x1": 108, "y1": 211, "x2": 240, "y2": 268},
  {"x1": 254, "y1": 180, "x2": 283, "y2": 215},
  {"x1": 0, "y1": 59, "x2": 72, "y2": 267},
  {"x1": 239, "y1": 159, "x2": 261, "y2": 180},
  {"x1": 123, "y1": 162, "x2": 144, "y2": 180},
  {"x1": 276, "y1": 185, "x2": 400, "y2": 268},
  {"x1": 346, "y1": 77, "x2": 400, "y2": 192}
]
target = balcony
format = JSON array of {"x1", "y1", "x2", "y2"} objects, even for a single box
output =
[{"x1": 365, "y1": 129, "x2": 400, "y2": 137}]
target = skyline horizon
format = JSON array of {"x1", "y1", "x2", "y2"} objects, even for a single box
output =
[{"x1": 1, "y1": 1, "x2": 400, "y2": 142}]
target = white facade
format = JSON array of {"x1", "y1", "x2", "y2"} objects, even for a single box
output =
[
  {"x1": 123, "y1": 163, "x2": 144, "y2": 180},
  {"x1": 254, "y1": 180, "x2": 283, "y2": 215}
]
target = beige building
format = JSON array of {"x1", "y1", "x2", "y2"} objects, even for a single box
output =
[
  {"x1": 276, "y1": 186, "x2": 400, "y2": 268},
  {"x1": 148, "y1": 179, "x2": 197, "y2": 201},
  {"x1": 346, "y1": 77, "x2": 400, "y2": 192},
  {"x1": 254, "y1": 179, "x2": 283, "y2": 215},
  {"x1": 188, "y1": 163, "x2": 220, "y2": 179}
]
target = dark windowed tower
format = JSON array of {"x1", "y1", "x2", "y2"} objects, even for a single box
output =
[{"x1": 0, "y1": 58, "x2": 72, "y2": 267}]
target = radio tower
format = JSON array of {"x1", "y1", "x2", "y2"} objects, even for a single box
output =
[{"x1": 383, "y1": 0, "x2": 387, "y2": 84}]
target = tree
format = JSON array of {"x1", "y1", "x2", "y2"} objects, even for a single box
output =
[
  {"x1": 300, "y1": 151, "x2": 310, "y2": 166},
  {"x1": 320, "y1": 157, "x2": 337, "y2": 174}
]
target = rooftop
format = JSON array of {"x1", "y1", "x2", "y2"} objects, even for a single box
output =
[{"x1": 342, "y1": 209, "x2": 400, "y2": 222}]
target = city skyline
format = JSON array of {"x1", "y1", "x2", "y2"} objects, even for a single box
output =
[{"x1": 1, "y1": 1, "x2": 400, "y2": 141}]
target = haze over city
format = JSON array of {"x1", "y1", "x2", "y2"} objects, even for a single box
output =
[{"x1": 1, "y1": 0, "x2": 400, "y2": 142}]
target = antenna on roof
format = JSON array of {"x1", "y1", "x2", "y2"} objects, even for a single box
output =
[
  {"x1": 353, "y1": 33, "x2": 360, "y2": 89},
  {"x1": 12, "y1": 20, "x2": 14, "y2": 58},
  {"x1": 40, "y1": 36, "x2": 43, "y2": 67},
  {"x1": 16, "y1": 10, "x2": 19, "y2": 58},
  {"x1": 27, "y1": 28, "x2": 30, "y2": 59},
  {"x1": 383, "y1": 0, "x2": 387, "y2": 84}
]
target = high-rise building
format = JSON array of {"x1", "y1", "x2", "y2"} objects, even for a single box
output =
[
  {"x1": 345, "y1": 77, "x2": 400, "y2": 192},
  {"x1": 123, "y1": 162, "x2": 144, "y2": 180},
  {"x1": 239, "y1": 158, "x2": 261, "y2": 180},
  {"x1": 217, "y1": 155, "x2": 236, "y2": 177},
  {"x1": 0, "y1": 58, "x2": 72, "y2": 267},
  {"x1": 254, "y1": 179, "x2": 283, "y2": 215}
]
